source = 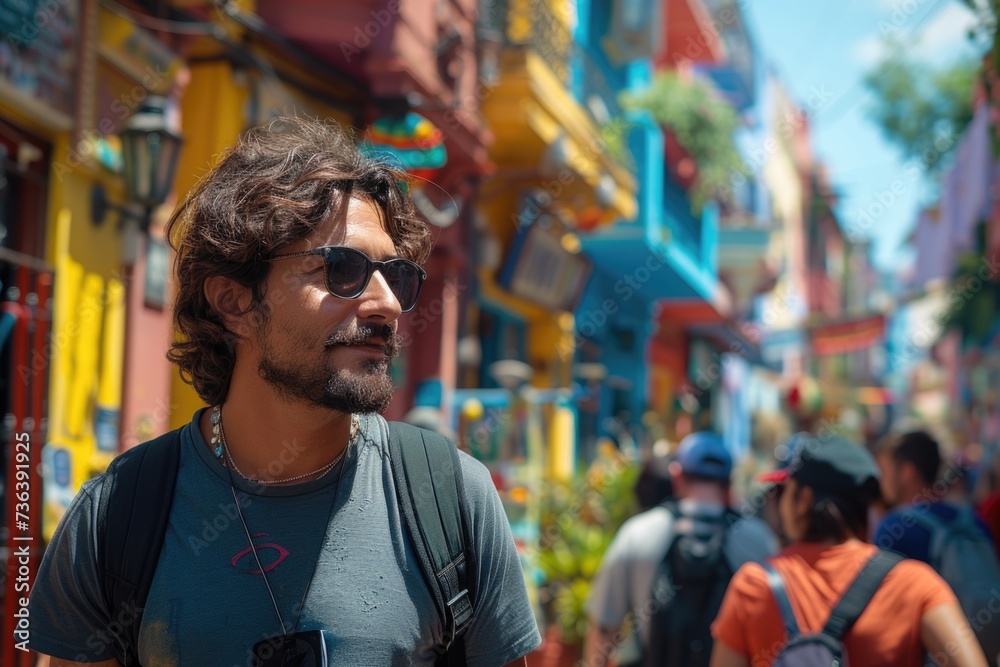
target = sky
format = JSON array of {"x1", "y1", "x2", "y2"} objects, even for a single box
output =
[{"x1": 742, "y1": 0, "x2": 987, "y2": 274}]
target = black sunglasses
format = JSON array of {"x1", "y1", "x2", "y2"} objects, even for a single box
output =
[
  {"x1": 268, "y1": 246, "x2": 427, "y2": 312},
  {"x1": 252, "y1": 629, "x2": 328, "y2": 667}
]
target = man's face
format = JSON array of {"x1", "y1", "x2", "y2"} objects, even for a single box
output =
[
  {"x1": 876, "y1": 453, "x2": 901, "y2": 507},
  {"x1": 250, "y1": 195, "x2": 405, "y2": 414},
  {"x1": 778, "y1": 478, "x2": 812, "y2": 543}
]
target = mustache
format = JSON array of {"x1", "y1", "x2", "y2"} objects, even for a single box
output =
[{"x1": 325, "y1": 324, "x2": 400, "y2": 358}]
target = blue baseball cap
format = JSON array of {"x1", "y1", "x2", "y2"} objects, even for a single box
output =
[{"x1": 676, "y1": 432, "x2": 732, "y2": 480}]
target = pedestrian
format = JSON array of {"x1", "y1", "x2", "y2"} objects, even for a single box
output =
[
  {"x1": 26, "y1": 117, "x2": 541, "y2": 666},
  {"x1": 633, "y1": 451, "x2": 674, "y2": 511},
  {"x1": 873, "y1": 430, "x2": 992, "y2": 556},
  {"x1": 710, "y1": 434, "x2": 988, "y2": 667},
  {"x1": 873, "y1": 430, "x2": 1000, "y2": 663},
  {"x1": 584, "y1": 432, "x2": 778, "y2": 667},
  {"x1": 754, "y1": 432, "x2": 811, "y2": 547},
  {"x1": 978, "y1": 447, "x2": 1000, "y2": 554}
]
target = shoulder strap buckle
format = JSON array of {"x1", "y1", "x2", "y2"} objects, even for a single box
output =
[{"x1": 446, "y1": 588, "x2": 473, "y2": 636}]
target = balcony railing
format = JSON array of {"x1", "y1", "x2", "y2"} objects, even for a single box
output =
[
  {"x1": 479, "y1": 0, "x2": 635, "y2": 173},
  {"x1": 663, "y1": 174, "x2": 705, "y2": 262},
  {"x1": 480, "y1": 0, "x2": 574, "y2": 82}
]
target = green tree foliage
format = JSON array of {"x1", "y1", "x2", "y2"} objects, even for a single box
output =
[
  {"x1": 624, "y1": 72, "x2": 744, "y2": 210},
  {"x1": 863, "y1": 46, "x2": 977, "y2": 173},
  {"x1": 961, "y1": 0, "x2": 999, "y2": 155}
]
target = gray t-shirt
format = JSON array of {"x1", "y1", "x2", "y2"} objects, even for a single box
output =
[
  {"x1": 28, "y1": 411, "x2": 541, "y2": 666},
  {"x1": 587, "y1": 499, "x2": 778, "y2": 657}
]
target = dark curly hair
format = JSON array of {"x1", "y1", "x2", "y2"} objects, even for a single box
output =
[{"x1": 166, "y1": 116, "x2": 432, "y2": 406}]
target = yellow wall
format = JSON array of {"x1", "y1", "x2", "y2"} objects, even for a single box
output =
[
  {"x1": 169, "y1": 60, "x2": 250, "y2": 428},
  {"x1": 38, "y1": 131, "x2": 131, "y2": 536}
]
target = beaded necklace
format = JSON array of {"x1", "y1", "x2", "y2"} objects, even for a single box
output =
[{"x1": 211, "y1": 405, "x2": 359, "y2": 485}]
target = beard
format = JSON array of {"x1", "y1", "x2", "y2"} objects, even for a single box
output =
[{"x1": 256, "y1": 322, "x2": 400, "y2": 414}]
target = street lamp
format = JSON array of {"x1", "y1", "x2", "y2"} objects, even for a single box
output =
[
  {"x1": 488, "y1": 359, "x2": 535, "y2": 392},
  {"x1": 120, "y1": 96, "x2": 184, "y2": 211},
  {"x1": 91, "y1": 96, "x2": 184, "y2": 233}
]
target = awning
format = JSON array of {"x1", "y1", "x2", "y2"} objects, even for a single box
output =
[{"x1": 687, "y1": 321, "x2": 765, "y2": 365}]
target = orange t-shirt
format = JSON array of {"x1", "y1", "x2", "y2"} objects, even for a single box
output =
[{"x1": 711, "y1": 541, "x2": 958, "y2": 667}]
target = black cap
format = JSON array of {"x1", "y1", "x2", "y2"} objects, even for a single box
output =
[{"x1": 777, "y1": 434, "x2": 882, "y2": 502}]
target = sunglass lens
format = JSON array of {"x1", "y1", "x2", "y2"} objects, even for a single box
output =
[
  {"x1": 384, "y1": 262, "x2": 422, "y2": 311},
  {"x1": 325, "y1": 248, "x2": 370, "y2": 298}
]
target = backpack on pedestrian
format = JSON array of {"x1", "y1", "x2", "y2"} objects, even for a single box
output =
[
  {"x1": 902, "y1": 507, "x2": 1000, "y2": 663},
  {"x1": 763, "y1": 550, "x2": 904, "y2": 666},
  {"x1": 95, "y1": 421, "x2": 474, "y2": 667},
  {"x1": 642, "y1": 501, "x2": 739, "y2": 667}
]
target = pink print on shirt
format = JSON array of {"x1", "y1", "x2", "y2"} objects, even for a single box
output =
[{"x1": 231, "y1": 532, "x2": 290, "y2": 574}]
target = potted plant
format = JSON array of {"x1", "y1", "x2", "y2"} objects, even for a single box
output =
[
  {"x1": 528, "y1": 451, "x2": 640, "y2": 665},
  {"x1": 622, "y1": 71, "x2": 744, "y2": 211}
]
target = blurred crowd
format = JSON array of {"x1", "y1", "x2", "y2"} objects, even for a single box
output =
[{"x1": 580, "y1": 427, "x2": 1000, "y2": 667}]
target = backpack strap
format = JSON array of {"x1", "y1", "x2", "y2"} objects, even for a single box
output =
[
  {"x1": 899, "y1": 508, "x2": 948, "y2": 563},
  {"x1": 762, "y1": 562, "x2": 800, "y2": 640},
  {"x1": 97, "y1": 429, "x2": 182, "y2": 666},
  {"x1": 901, "y1": 507, "x2": 947, "y2": 532},
  {"x1": 821, "y1": 550, "x2": 904, "y2": 641},
  {"x1": 388, "y1": 422, "x2": 474, "y2": 666}
]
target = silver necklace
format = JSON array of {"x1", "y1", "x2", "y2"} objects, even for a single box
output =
[{"x1": 211, "y1": 405, "x2": 359, "y2": 485}]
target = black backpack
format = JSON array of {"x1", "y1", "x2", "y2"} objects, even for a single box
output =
[
  {"x1": 95, "y1": 421, "x2": 474, "y2": 666},
  {"x1": 643, "y1": 502, "x2": 739, "y2": 667},
  {"x1": 763, "y1": 550, "x2": 904, "y2": 666}
]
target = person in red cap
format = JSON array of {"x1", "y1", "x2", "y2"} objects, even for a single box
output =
[
  {"x1": 584, "y1": 432, "x2": 777, "y2": 667},
  {"x1": 710, "y1": 434, "x2": 987, "y2": 667}
]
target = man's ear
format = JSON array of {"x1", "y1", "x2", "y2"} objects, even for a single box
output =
[
  {"x1": 668, "y1": 461, "x2": 686, "y2": 495},
  {"x1": 796, "y1": 483, "x2": 814, "y2": 517},
  {"x1": 204, "y1": 275, "x2": 255, "y2": 339},
  {"x1": 898, "y1": 460, "x2": 919, "y2": 489}
]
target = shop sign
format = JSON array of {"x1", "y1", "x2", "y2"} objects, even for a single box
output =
[
  {"x1": 499, "y1": 195, "x2": 593, "y2": 312},
  {"x1": 810, "y1": 314, "x2": 885, "y2": 356}
]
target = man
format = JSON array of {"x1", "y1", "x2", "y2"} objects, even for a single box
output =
[
  {"x1": 584, "y1": 432, "x2": 777, "y2": 667},
  {"x1": 27, "y1": 117, "x2": 541, "y2": 666},
  {"x1": 874, "y1": 430, "x2": 993, "y2": 560},
  {"x1": 874, "y1": 430, "x2": 1000, "y2": 665}
]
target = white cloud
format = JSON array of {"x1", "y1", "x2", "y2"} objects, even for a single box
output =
[
  {"x1": 918, "y1": 2, "x2": 979, "y2": 58},
  {"x1": 852, "y1": 35, "x2": 888, "y2": 67},
  {"x1": 851, "y1": 2, "x2": 979, "y2": 66}
]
